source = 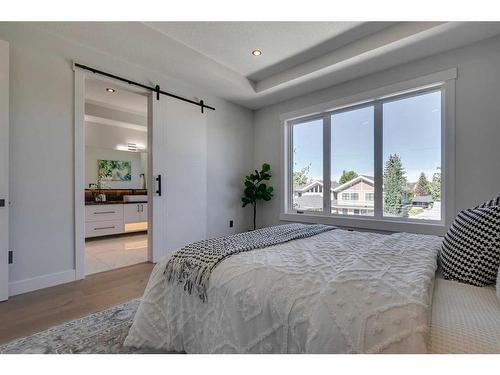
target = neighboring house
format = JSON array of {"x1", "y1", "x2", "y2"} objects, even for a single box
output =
[
  {"x1": 293, "y1": 176, "x2": 375, "y2": 216},
  {"x1": 294, "y1": 180, "x2": 327, "y2": 197},
  {"x1": 293, "y1": 180, "x2": 339, "y2": 212},
  {"x1": 294, "y1": 176, "x2": 436, "y2": 215},
  {"x1": 411, "y1": 195, "x2": 434, "y2": 208},
  {"x1": 332, "y1": 175, "x2": 374, "y2": 216}
]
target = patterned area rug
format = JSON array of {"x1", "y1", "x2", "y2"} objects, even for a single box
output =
[{"x1": 0, "y1": 299, "x2": 171, "y2": 354}]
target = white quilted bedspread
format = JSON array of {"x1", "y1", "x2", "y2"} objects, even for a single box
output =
[{"x1": 125, "y1": 229, "x2": 441, "y2": 353}]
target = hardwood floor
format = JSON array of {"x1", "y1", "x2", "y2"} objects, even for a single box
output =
[{"x1": 0, "y1": 262, "x2": 154, "y2": 344}]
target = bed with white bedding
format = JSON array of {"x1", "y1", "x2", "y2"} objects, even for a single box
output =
[{"x1": 124, "y1": 228, "x2": 443, "y2": 353}]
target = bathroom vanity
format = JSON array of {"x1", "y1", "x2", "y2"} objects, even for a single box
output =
[{"x1": 85, "y1": 189, "x2": 148, "y2": 238}]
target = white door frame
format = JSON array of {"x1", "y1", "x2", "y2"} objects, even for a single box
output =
[
  {"x1": 0, "y1": 40, "x2": 9, "y2": 300},
  {"x1": 73, "y1": 65, "x2": 153, "y2": 279}
]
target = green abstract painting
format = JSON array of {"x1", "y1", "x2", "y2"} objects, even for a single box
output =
[{"x1": 98, "y1": 160, "x2": 132, "y2": 181}]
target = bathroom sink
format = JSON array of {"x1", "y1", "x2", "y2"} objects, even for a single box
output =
[{"x1": 123, "y1": 195, "x2": 148, "y2": 202}]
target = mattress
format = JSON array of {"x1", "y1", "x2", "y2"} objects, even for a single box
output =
[
  {"x1": 125, "y1": 229, "x2": 441, "y2": 353},
  {"x1": 429, "y1": 274, "x2": 500, "y2": 353}
]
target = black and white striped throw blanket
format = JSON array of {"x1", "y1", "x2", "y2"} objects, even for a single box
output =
[{"x1": 164, "y1": 223, "x2": 334, "y2": 301}]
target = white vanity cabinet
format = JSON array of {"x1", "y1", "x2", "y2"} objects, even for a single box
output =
[
  {"x1": 85, "y1": 204, "x2": 124, "y2": 238},
  {"x1": 124, "y1": 203, "x2": 148, "y2": 224},
  {"x1": 85, "y1": 202, "x2": 148, "y2": 238}
]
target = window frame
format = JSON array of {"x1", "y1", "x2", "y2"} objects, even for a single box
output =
[{"x1": 281, "y1": 69, "x2": 456, "y2": 236}]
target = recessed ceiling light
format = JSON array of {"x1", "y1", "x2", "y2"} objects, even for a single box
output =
[
  {"x1": 106, "y1": 88, "x2": 115, "y2": 93},
  {"x1": 252, "y1": 49, "x2": 262, "y2": 56}
]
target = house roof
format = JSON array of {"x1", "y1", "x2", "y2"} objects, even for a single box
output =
[
  {"x1": 332, "y1": 175, "x2": 374, "y2": 193},
  {"x1": 412, "y1": 195, "x2": 434, "y2": 203},
  {"x1": 294, "y1": 180, "x2": 340, "y2": 192}
]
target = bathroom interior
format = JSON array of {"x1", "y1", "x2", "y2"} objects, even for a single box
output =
[{"x1": 84, "y1": 78, "x2": 149, "y2": 275}]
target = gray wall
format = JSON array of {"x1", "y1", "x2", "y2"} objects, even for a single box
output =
[
  {"x1": 254, "y1": 34, "x2": 500, "y2": 228},
  {"x1": 0, "y1": 24, "x2": 254, "y2": 286}
]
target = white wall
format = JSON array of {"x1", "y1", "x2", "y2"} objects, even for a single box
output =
[
  {"x1": 254, "y1": 34, "x2": 500, "y2": 228},
  {"x1": 85, "y1": 121, "x2": 147, "y2": 189},
  {"x1": 206, "y1": 99, "x2": 254, "y2": 237},
  {"x1": 0, "y1": 23, "x2": 253, "y2": 292},
  {"x1": 85, "y1": 122, "x2": 147, "y2": 151},
  {"x1": 85, "y1": 147, "x2": 144, "y2": 189}
]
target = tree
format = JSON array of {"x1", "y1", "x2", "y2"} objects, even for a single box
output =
[
  {"x1": 415, "y1": 172, "x2": 431, "y2": 196},
  {"x1": 383, "y1": 154, "x2": 407, "y2": 215},
  {"x1": 339, "y1": 170, "x2": 358, "y2": 185},
  {"x1": 292, "y1": 148, "x2": 311, "y2": 186},
  {"x1": 241, "y1": 163, "x2": 274, "y2": 230},
  {"x1": 293, "y1": 163, "x2": 311, "y2": 186},
  {"x1": 430, "y1": 167, "x2": 441, "y2": 201}
]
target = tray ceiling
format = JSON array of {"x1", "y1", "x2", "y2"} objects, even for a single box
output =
[{"x1": 32, "y1": 21, "x2": 500, "y2": 109}]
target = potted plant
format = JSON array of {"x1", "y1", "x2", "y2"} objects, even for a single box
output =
[{"x1": 241, "y1": 163, "x2": 274, "y2": 230}]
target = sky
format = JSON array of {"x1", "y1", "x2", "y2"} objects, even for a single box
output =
[{"x1": 293, "y1": 90, "x2": 441, "y2": 183}]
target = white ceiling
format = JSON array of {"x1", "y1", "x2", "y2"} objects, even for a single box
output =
[
  {"x1": 85, "y1": 78, "x2": 148, "y2": 115},
  {"x1": 146, "y1": 22, "x2": 375, "y2": 77},
  {"x1": 85, "y1": 78, "x2": 148, "y2": 136},
  {"x1": 34, "y1": 22, "x2": 500, "y2": 109}
]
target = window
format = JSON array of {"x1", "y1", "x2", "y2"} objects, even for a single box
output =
[
  {"x1": 383, "y1": 91, "x2": 441, "y2": 221},
  {"x1": 331, "y1": 105, "x2": 374, "y2": 216},
  {"x1": 285, "y1": 78, "x2": 451, "y2": 233},
  {"x1": 341, "y1": 193, "x2": 359, "y2": 201},
  {"x1": 291, "y1": 119, "x2": 323, "y2": 212}
]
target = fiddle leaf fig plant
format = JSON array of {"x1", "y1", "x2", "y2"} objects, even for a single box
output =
[{"x1": 242, "y1": 163, "x2": 274, "y2": 230}]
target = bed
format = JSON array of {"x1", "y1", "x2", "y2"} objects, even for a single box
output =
[
  {"x1": 429, "y1": 272, "x2": 500, "y2": 353},
  {"x1": 125, "y1": 227, "x2": 444, "y2": 353}
]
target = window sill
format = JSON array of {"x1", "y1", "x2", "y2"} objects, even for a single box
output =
[{"x1": 280, "y1": 212, "x2": 446, "y2": 236}]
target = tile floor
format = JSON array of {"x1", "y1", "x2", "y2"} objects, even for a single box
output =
[{"x1": 85, "y1": 232, "x2": 148, "y2": 275}]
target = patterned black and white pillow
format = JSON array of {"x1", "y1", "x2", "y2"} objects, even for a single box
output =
[
  {"x1": 440, "y1": 205, "x2": 500, "y2": 286},
  {"x1": 476, "y1": 196, "x2": 500, "y2": 208}
]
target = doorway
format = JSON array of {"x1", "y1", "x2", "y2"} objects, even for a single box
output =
[
  {"x1": 75, "y1": 73, "x2": 152, "y2": 277},
  {"x1": 74, "y1": 64, "x2": 210, "y2": 279}
]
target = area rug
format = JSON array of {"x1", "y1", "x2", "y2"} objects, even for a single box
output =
[{"x1": 0, "y1": 299, "x2": 170, "y2": 354}]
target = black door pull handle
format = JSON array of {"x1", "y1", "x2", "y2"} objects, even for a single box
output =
[{"x1": 156, "y1": 175, "x2": 162, "y2": 196}]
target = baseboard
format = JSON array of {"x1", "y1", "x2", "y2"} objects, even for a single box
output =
[{"x1": 8, "y1": 269, "x2": 76, "y2": 297}]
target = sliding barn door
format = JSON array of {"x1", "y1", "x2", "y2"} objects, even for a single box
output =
[
  {"x1": 149, "y1": 95, "x2": 207, "y2": 263},
  {"x1": 0, "y1": 40, "x2": 9, "y2": 301}
]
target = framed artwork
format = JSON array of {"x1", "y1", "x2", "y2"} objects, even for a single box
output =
[{"x1": 98, "y1": 160, "x2": 132, "y2": 181}]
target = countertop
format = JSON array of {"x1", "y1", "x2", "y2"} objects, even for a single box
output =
[{"x1": 85, "y1": 201, "x2": 148, "y2": 206}]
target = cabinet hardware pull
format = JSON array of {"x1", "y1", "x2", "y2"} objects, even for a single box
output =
[
  {"x1": 94, "y1": 226, "x2": 115, "y2": 230},
  {"x1": 94, "y1": 211, "x2": 115, "y2": 214}
]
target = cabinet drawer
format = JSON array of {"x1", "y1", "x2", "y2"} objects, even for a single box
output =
[
  {"x1": 85, "y1": 204, "x2": 123, "y2": 222},
  {"x1": 124, "y1": 203, "x2": 148, "y2": 224},
  {"x1": 85, "y1": 220, "x2": 124, "y2": 238}
]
